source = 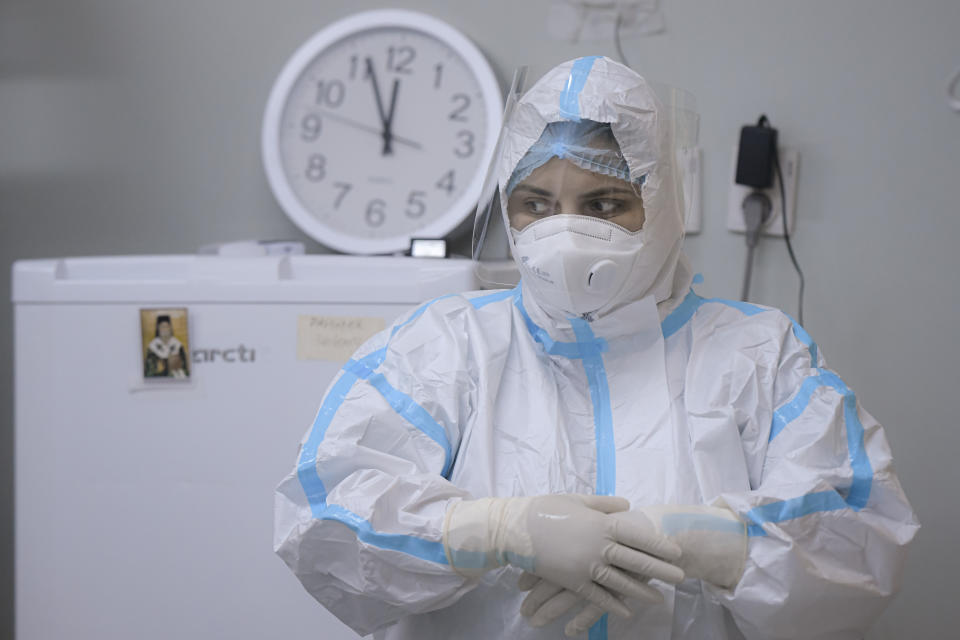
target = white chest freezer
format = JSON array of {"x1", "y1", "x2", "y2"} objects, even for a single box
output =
[{"x1": 12, "y1": 254, "x2": 480, "y2": 640}]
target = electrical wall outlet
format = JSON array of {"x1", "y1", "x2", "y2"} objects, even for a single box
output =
[
  {"x1": 727, "y1": 147, "x2": 799, "y2": 236},
  {"x1": 680, "y1": 146, "x2": 702, "y2": 234}
]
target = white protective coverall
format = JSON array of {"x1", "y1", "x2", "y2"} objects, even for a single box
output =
[{"x1": 275, "y1": 57, "x2": 918, "y2": 639}]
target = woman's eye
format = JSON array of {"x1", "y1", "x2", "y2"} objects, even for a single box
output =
[
  {"x1": 587, "y1": 199, "x2": 623, "y2": 215},
  {"x1": 526, "y1": 199, "x2": 552, "y2": 215}
]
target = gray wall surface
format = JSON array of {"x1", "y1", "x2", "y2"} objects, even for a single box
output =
[{"x1": 2, "y1": 0, "x2": 958, "y2": 637}]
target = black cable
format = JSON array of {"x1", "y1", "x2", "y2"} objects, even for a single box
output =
[
  {"x1": 741, "y1": 192, "x2": 771, "y2": 301},
  {"x1": 770, "y1": 126, "x2": 805, "y2": 326},
  {"x1": 742, "y1": 244, "x2": 755, "y2": 301}
]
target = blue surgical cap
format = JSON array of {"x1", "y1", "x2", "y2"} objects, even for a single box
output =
[{"x1": 505, "y1": 120, "x2": 645, "y2": 196}]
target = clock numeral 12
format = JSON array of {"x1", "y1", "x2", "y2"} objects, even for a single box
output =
[{"x1": 386, "y1": 46, "x2": 416, "y2": 74}]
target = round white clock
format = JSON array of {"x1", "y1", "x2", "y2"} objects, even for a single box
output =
[{"x1": 262, "y1": 9, "x2": 503, "y2": 255}]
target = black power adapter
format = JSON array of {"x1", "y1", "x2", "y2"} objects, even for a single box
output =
[{"x1": 735, "y1": 118, "x2": 778, "y2": 189}]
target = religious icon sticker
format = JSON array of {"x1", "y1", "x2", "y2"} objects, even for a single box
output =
[{"x1": 140, "y1": 308, "x2": 191, "y2": 380}]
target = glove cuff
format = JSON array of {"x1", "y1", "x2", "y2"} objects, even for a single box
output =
[
  {"x1": 443, "y1": 497, "x2": 534, "y2": 576},
  {"x1": 638, "y1": 504, "x2": 747, "y2": 589}
]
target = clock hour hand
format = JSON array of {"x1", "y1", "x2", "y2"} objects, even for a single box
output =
[
  {"x1": 316, "y1": 109, "x2": 422, "y2": 150},
  {"x1": 381, "y1": 78, "x2": 400, "y2": 155}
]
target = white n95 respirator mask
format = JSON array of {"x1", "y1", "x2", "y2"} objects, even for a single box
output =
[{"x1": 511, "y1": 214, "x2": 647, "y2": 318}]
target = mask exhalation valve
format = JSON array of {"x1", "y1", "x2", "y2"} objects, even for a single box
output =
[{"x1": 586, "y1": 259, "x2": 618, "y2": 292}]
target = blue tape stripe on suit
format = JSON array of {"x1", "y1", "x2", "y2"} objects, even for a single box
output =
[
  {"x1": 367, "y1": 372, "x2": 454, "y2": 478},
  {"x1": 765, "y1": 369, "x2": 873, "y2": 509},
  {"x1": 558, "y1": 55, "x2": 600, "y2": 121},
  {"x1": 469, "y1": 288, "x2": 514, "y2": 309},
  {"x1": 745, "y1": 490, "x2": 848, "y2": 537},
  {"x1": 296, "y1": 292, "x2": 518, "y2": 564},
  {"x1": 660, "y1": 291, "x2": 767, "y2": 338},
  {"x1": 349, "y1": 354, "x2": 457, "y2": 480},
  {"x1": 569, "y1": 317, "x2": 616, "y2": 497},
  {"x1": 660, "y1": 286, "x2": 872, "y2": 536},
  {"x1": 786, "y1": 316, "x2": 818, "y2": 364},
  {"x1": 513, "y1": 286, "x2": 608, "y2": 358},
  {"x1": 297, "y1": 372, "x2": 359, "y2": 510},
  {"x1": 661, "y1": 288, "x2": 816, "y2": 364},
  {"x1": 661, "y1": 289, "x2": 704, "y2": 339},
  {"x1": 295, "y1": 368, "x2": 449, "y2": 562},
  {"x1": 830, "y1": 372, "x2": 873, "y2": 509},
  {"x1": 318, "y1": 503, "x2": 449, "y2": 564},
  {"x1": 339, "y1": 291, "x2": 513, "y2": 477},
  {"x1": 769, "y1": 374, "x2": 825, "y2": 442}
]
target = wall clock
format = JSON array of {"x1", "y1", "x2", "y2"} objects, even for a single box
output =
[{"x1": 262, "y1": 9, "x2": 503, "y2": 255}]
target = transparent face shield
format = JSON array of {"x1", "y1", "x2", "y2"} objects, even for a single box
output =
[
  {"x1": 650, "y1": 78, "x2": 700, "y2": 230},
  {"x1": 471, "y1": 67, "x2": 528, "y2": 286},
  {"x1": 472, "y1": 70, "x2": 699, "y2": 289}
]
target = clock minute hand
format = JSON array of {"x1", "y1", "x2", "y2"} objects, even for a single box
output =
[
  {"x1": 316, "y1": 109, "x2": 422, "y2": 150},
  {"x1": 364, "y1": 57, "x2": 391, "y2": 154}
]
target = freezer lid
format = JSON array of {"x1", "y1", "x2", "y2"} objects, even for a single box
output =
[{"x1": 11, "y1": 254, "x2": 486, "y2": 304}]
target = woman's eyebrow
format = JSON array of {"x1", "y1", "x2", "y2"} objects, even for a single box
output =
[
  {"x1": 512, "y1": 185, "x2": 554, "y2": 197},
  {"x1": 579, "y1": 187, "x2": 635, "y2": 198}
]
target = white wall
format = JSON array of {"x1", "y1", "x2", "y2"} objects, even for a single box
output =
[{"x1": 3, "y1": 0, "x2": 958, "y2": 637}]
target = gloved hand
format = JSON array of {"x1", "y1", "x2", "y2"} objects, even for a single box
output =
[
  {"x1": 616, "y1": 505, "x2": 747, "y2": 589},
  {"x1": 517, "y1": 505, "x2": 747, "y2": 636},
  {"x1": 442, "y1": 494, "x2": 685, "y2": 619},
  {"x1": 518, "y1": 570, "x2": 635, "y2": 637}
]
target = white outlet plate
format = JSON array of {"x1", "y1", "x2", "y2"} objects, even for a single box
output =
[
  {"x1": 680, "y1": 146, "x2": 702, "y2": 234},
  {"x1": 727, "y1": 147, "x2": 799, "y2": 236}
]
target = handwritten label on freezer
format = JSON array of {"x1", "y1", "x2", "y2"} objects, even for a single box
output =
[{"x1": 297, "y1": 315, "x2": 386, "y2": 362}]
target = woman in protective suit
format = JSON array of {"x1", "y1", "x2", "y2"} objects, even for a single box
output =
[{"x1": 274, "y1": 56, "x2": 917, "y2": 639}]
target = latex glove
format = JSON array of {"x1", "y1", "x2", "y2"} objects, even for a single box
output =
[
  {"x1": 517, "y1": 505, "x2": 747, "y2": 636},
  {"x1": 518, "y1": 571, "x2": 640, "y2": 637},
  {"x1": 443, "y1": 494, "x2": 685, "y2": 619},
  {"x1": 614, "y1": 505, "x2": 747, "y2": 589}
]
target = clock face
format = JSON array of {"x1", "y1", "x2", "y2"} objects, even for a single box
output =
[{"x1": 270, "y1": 18, "x2": 497, "y2": 252}]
